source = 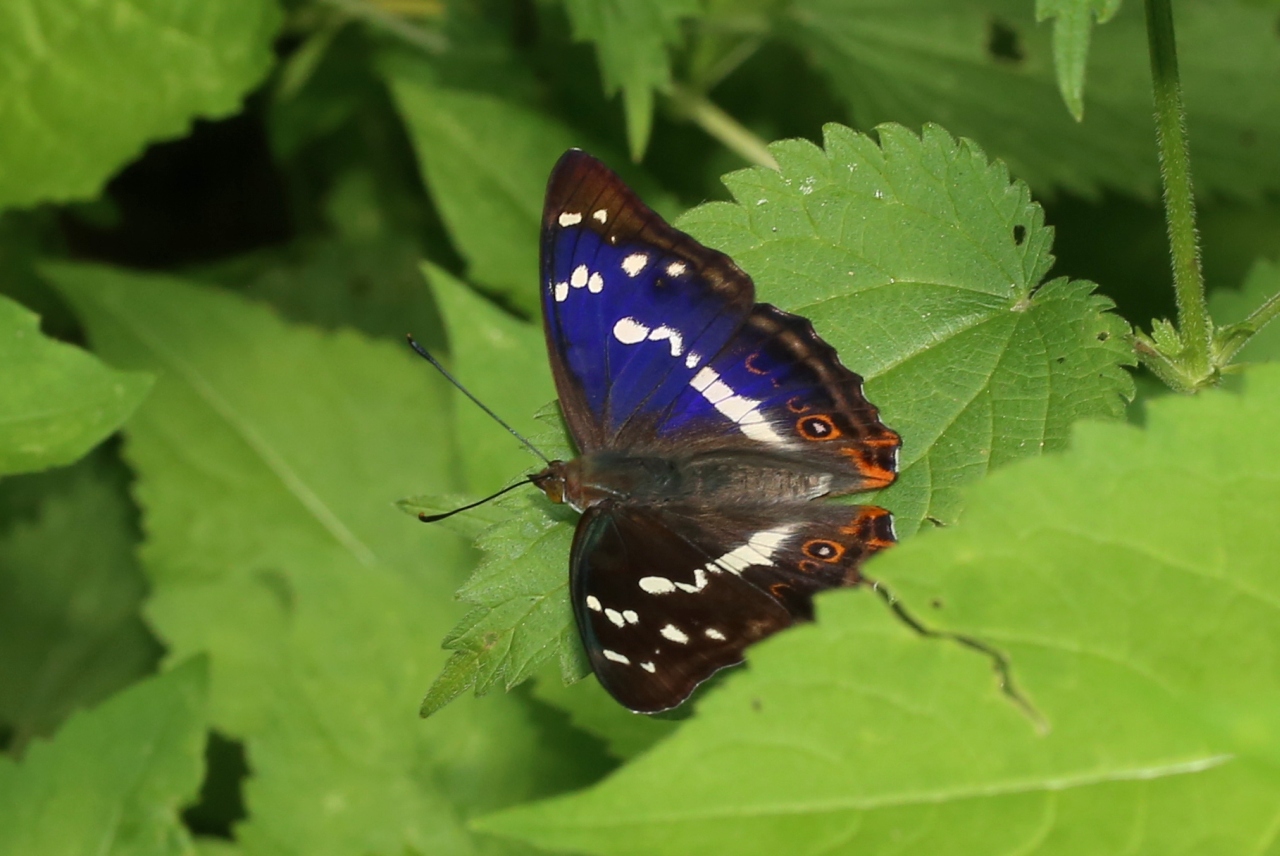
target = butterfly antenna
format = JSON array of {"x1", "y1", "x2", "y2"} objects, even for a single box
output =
[
  {"x1": 406, "y1": 335, "x2": 551, "y2": 464},
  {"x1": 417, "y1": 477, "x2": 541, "y2": 523}
]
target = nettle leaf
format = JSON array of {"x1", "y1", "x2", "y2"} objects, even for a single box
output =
[
  {"x1": 562, "y1": 0, "x2": 701, "y2": 160},
  {"x1": 0, "y1": 0, "x2": 281, "y2": 209},
  {"x1": 787, "y1": 0, "x2": 1280, "y2": 200},
  {"x1": 49, "y1": 265, "x2": 598, "y2": 855},
  {"x1": 0, "y1": 659, "x2": 207, "y2": 856},
  {"x1": 0, "y1": 293, "x2": 152, "y2": 476},
  {"x1": 681, "y1": 124, "x2": 1134, "y2": 534},
  {"x1": 0, "y1": 453, "x2": 159, "y2": 753},
  {"x1": 1035, "y1": 0, "x2": 1122, "y2": 120},
  {"x1": 423, "y1": 123, "x2": 1132, "y2": 713},
  {"x1": 421, "y1": 493, "x2": 589, "y2": 717},
  {"x1": 475, "y1": 362, "x2": 1280, "y2": 856}
]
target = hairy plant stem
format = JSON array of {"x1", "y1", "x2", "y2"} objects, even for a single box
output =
[
  {"x1": 666, "y1": 83, "x2": 779, "y2": 170},
  {"x1": 1143, "y1": 0, "x2": 1211, "y2": 387}
]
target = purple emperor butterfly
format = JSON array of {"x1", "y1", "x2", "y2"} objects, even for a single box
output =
[{"x1": 528, "y1": 151, "x2": 901, "y2": 713}]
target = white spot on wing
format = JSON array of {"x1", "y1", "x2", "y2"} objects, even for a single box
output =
[
  {"x1": 641, "y1": 661, "x2": 656, "y2": 673},
  {"x1": 613, "y1": 317, "x2": 651, "y2": 345},
  {"x1": 712, "y1": 525, "x2": 798, "y2": 576},
  {"x1": 740, "y1": 416, "x2": 781, "y2": 443},
  {"x1": 690, "y1": 366, "x2": 719, "y2": 392},
  {"x1": 622, "y1": 253, "x2": 649, "y2": 277},
  {"x1": 571, "y1": 265, "x2": 589, "y2": 288},
  {"x1": 660, "y1": 624, "x2": 689, "y2": 644},
  {"x1": 558, "y1": 212, "x2": 582, "y2": 227},
  {"x1": 685, "y1": 352, "x2": 701, "y2": 369},
  {"x1": 688, "y1": 367, "x2": 784, "y2": 443},
  {"x1": 675, "y1": 567, "x2": 708, "y2": 593},
  {"x1": 667, "y1": 261, "x2": 687, "y2": 276},
  {"x1": 716, "y1": 394, "x2": 757, "y2": 422},
  {"x1": 593, "y1": 209, "x2": 608, "y2": 223},
  {"x1": 639, "y1": 576, "x2": 676, "y2": 594},
  {"x1": 705, "y1": 628, "x2": 727, "y2": 641},
  {"x1": 588, "y1": 272, "x2": 604, "y2": 293},
  {"x1": 554, "y1": 281, "x2": 569, "y2": 302},
  {"x1": 586, "y1": 595, "x2": 602, "y2": 612},
  {"x1": 605, "y1": 608, "x2": 626, "y2": 628},
  {"x1": 647, "y1": 325, "x2": 684, "y2": 357},
  {"x1": 622, "y1": 610, "x2": 639, "y2": 624},
  {"x1": 603, "y1": 649, "x2": 630, "y2": 664}
]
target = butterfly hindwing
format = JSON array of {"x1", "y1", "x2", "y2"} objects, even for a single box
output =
[{"x1": 570, "y1": 501, "x2": 896, "y2": 713}]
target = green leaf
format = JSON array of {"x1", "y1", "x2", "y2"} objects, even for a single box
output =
[
  {"x1": 0, "y1": 293, "x2": 152, "y2": 476},
  {"x1": 386, "y1": 69, "x2": 581, "y2": 317},
  {"x1": 0, "y1": 658, "x2": 208, "y2": 856},
  {"x1": 562, "y1": 0, "x2": 701, "y2": 160},
  {"x1": 474, "y1": 361, "x2": 1280, "y2": 856},
  {"x1": 425, "y1": 263, "x2": 555, "y2": 490},
  {"x1": 384, "y1": 51, "x2": 676, "y2": 315},
  {"x1": 1210, "y1": 257, "x2": 1280, "y2": 364},
  {"x1": 202, "y1": 233, "x2": 449, "y2": 346},
  {"x1": 0, "y1": 452, "x2": 159, "y2": 753},
  {"x1": 787, "y1": 0, "x2": 1280, "y2": 200},
  {"x1": 0, "y1": 0, "x2": 282, "y2": 210},
  {"x1": 531, "y1": 675, "x2": 681, "y2": 760},
  {"x1": 423, "y1": 122, "x2": 1133, "y2": 713},
  {"x1": 1035, "y1": 0, "x2": 1122, "y2": 120},
  {"x1": 421, "y1": 493, "x2": 589, "y2": 717},
  {"x1": 47, "y1": 264, "x2": 599, "y2": 854},
  {"x1": 679, "y1": 125, "x2": 1134, "y2": 534}
]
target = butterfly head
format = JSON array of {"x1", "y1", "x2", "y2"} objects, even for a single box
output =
[{"x1": 530, "y1": 461, "x2": 572, "y2": 507}]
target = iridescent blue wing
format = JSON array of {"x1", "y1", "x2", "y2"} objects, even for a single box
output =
[
  {"x1": 570, "y1": 501, "x2": 896, "y2": 713},
  {"x1": 639, "y1": 302, "x2": 900, "y2": 491},
  {"x1": 541, "y1": 151, "x2": 898, "y2": 492},
  {"x1": 542, "y1": 150, "x2": 754, "y2": 452}
]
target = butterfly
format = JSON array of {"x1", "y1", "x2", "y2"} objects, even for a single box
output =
[{"x1": 530, "y1": 151, "x2": 900, "y2": 713}]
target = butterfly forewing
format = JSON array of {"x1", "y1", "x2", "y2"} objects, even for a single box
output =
[{"x1": 541, "y1": 152, "x2": 755, "y2": 451}]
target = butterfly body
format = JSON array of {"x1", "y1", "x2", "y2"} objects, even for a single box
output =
[
  {"x1": 536, "y1": 450, "x2": 851, "y2": 512},
  {"x1": 535, "y1": 151, "x2": 900, "y2": 713}
]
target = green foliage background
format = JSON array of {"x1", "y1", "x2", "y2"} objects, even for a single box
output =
[{"x1": 1, "y1": 1, "x2": 1277, "y2": 855}]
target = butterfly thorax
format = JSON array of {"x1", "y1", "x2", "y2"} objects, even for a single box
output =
[{"x1": 534, "y1": 452, "x2": 838, "y2": 514}]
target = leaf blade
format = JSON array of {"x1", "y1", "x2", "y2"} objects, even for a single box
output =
[
  {"x1": 472, "y1": 363, "x2": 1280, "y2": 856},
  {"x1": 0, "y1": 293, "x2": 152, "y2": 476}
]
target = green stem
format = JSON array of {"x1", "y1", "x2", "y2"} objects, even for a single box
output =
[
  {"x1": 319, "y1": 0, "x2": 446, "y2": 54},
  {"x1": 1215, "y1": 286, "x2": 1280, "y2": 365},
  {"x1": 1144, "y1": 0, "x2": 1211, "y2": 382},
  {"x1": 666, "y1": 83, "x2": 779, "y2": 170}
]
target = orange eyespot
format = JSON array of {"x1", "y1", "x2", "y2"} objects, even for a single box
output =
[
  {"x1": 803, "y1": 539, "x2": 845, "y2": 562},
  {"x1": 798, "y1": 414, "x2": 840, "y2": 440},
  {"x1": 744, "y1": 352, "x2": 769, "y2": 374},
  {"x1": 798, "y1": 560, "x2": 820, "y2": 574},
  {"x1": 786, "y1": 396, "x2": 810, "y2": 414}
]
